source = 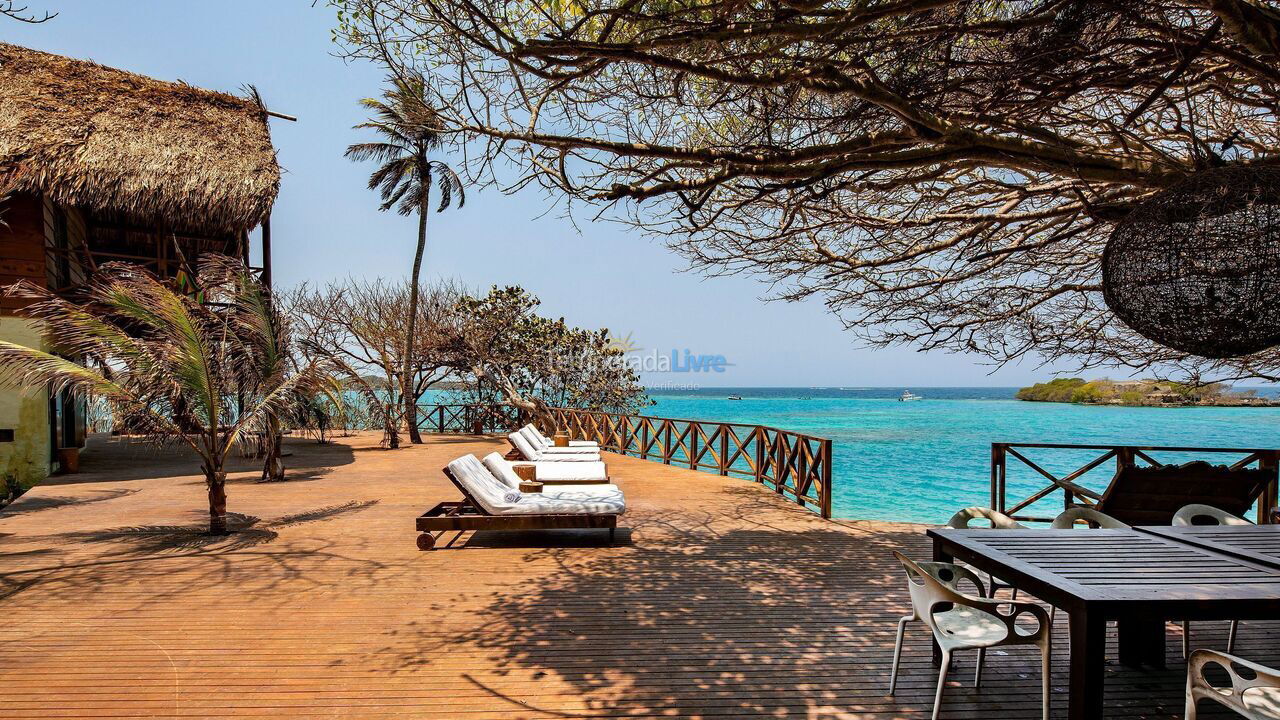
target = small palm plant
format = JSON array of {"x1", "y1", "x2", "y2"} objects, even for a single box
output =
[
  {"x1": 347, "y1": 71, "x2": 464, "y2": 445},
  {"x1": 0, "y1": 255, "x2": 335, "y2": 535}
]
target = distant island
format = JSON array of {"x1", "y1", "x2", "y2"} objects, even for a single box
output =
[{"x1": 1016, "y1": 378, "x2": 1278, "y2": 407}]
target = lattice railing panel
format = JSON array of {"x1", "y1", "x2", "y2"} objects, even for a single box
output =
[
  {"x1": 545, "y1": 408, "x2": 833, "y2": 518},
  {"x1": 992, "y1": 442, "x2": 1280, "y2": 524},
  {"x1": 414, "y1": 404, "x2": 529, "y2": 434}
]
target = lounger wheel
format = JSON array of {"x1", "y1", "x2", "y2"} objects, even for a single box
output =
[{"x1": 416, "y1": 533, "x2": 436, "y2": 551}]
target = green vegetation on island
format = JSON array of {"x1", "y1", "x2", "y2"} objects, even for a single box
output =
[{"x1": 1016, "y1": 378, "x2": 1274, "y2": 407}]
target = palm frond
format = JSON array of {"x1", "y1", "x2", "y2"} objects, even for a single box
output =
[
  {"x1": 369, "y1": 157, "x2": 416, "y2": 197},
  {"x1": 200, "y1": 255, "x2": 287, "y2": 387},
  {"x1": 345, "y1": 141, "x2": 410, "y2": 164},
  {"x1": 0, "y1": 340, "x2": 120, "y2": 397},
  {"x1": 224, "y1": 361, "x2": 335, "y2": 455},
  {"x1": 433, "y1": 162, "x2": 466, "y2": 211},
  {"x1": 382, "y1": 180, "x2": 415, "y2": 214},
  {"x1": 0, "y1": 341, "x2": 191, "y2": 447},
  {"x1": 348, "y1": 72, "x2": 462, "y2": 217},
  {"x1": 4, "y1": 280, "x2": 174, "y2": 388}
]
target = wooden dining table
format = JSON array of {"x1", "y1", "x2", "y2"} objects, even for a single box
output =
[
  {"x1": 928, "y1": 526, "x2": 1280, "y2": 720},
  {"x1": 1137, "y1": 523, "x2": 1280, "y2": 569}
]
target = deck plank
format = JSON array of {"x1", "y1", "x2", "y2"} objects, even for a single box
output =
[{"x1": 0, "y1": 432, "x2": 1267, "y2": 718}]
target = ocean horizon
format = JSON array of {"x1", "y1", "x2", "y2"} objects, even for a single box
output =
[{"x1": 642, "y1": 386, "x2": 1280, "y2": 523}]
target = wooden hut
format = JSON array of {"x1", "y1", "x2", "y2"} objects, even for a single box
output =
[{"x1": 0, "y1": 42, "x2": 281, "y2": 484}]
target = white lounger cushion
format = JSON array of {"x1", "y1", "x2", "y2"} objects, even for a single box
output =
[
  {"x1": 508, "y1": 432, "x2": 601, "y2": 461},
  {"x1": 532, "y1": 427, "x2": 599, "y2": 449},
  {"x1": 519, "y1": 426, "x2": 600, "y2": 453},
  {"x1": 517, "y1": 427, "x2": 590, "y2": 453},
  {"x1": 482, "y1": 452, "x2": 608, "y2": 485},
  {"x1": 447, "y1": 454, "x2": 624, "y2": 516},
  {"x1": 531, "y1": 485, "x2": 625, "y2": 514},
  {"x1": 539, "y1": 446, "x2": 600, "y2": 456},
  {"x1": 446, "y1": 455, "x2": 524, "y2": 514},
  {"x1": 482, "y1": 452, "x2": 526, "y2": 488},
  {"x1": 541, "y1": 484, "x2": 622, "y2": 500},
  {"x1": 529, "y1": 461, "x2": 608, "y2": 482},
  {"x1": 524, "y1": 424, "x2": 598, "y2": 449},
  {"x1": 507, "y1": 431, "x2": 546, "y2": 460}
]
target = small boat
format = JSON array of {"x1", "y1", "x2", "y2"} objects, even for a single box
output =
[
  {"x1": 727, "y1": 394, "x2": 742, "y2": 400},
  {"x1": 899, "y1": 390, "x2": 922, "y2": 402}
]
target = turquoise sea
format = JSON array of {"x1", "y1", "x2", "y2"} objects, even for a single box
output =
[{"x1": 645, "y1": 387, "x2": 1280, "y2": 524}]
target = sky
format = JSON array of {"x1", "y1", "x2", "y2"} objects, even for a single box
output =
[{"x1": 1, "y1": 0, "x2": 1085, "y2": 388}]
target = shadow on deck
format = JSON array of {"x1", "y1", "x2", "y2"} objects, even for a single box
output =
[{"x1": 0, "y1": 432, "x2": 1268, "y2": 718}]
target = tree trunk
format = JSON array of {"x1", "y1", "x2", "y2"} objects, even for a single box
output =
[
  {"x1": 476, "y1": 364, "x2": 550, "y2": 427},
  {"x1": 404, "y1": 174, "x2": 430, "y2": 444},
  {"x1": 260, "y1": 415, "x2": 285, "y2": 482},
  {"x1": 207, "y1": 471, "x2": 228, "y2": 535},
  {"x1": 385, "y1": 378, "x2": 400, "y2": 448}
]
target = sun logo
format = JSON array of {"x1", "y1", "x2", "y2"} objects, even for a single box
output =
[{"x1": 606, "y1": 331, "x2": 641, "y2": 354}]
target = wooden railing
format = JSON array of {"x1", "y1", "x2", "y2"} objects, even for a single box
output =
[
  {"x1": 414, "y1": 404, "x2": 530, "y2": 434},
  {"x1": 544, "y1": 408, "x2": 834, "y2": 518},
  {"x1": 992, "y1": 443, "x2": 1280, "y2": 524}
]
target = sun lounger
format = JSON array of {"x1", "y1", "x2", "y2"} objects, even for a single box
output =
[
  {"x1": 416, "y1": 454, "x2": 624, "y2": 550},
  {"x1": 517, "y1": 427, "x2": 600, "y2": 455},
  {"x1": 523, "y1": 423, "x2": 599, "y2": 449},
  {"x1": 482, "y1": 452, "x2": 619, "y2": 497},
  {"x1": 481, "y1": 452, "x2": 610, "y2": 485},
  {"x1": 507, "y1": 431, "x2": 601, "y2": 462}
]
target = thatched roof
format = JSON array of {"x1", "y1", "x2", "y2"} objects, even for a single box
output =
[{"x1": 0, "y1": 42, "x2": 280, "y2": 235}]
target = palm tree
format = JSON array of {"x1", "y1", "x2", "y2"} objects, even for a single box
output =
[
  {"x1": 346, "y1": 72, "x2": 464, "y2": 445},
  {"x1": 0, "y1": 255, "x2": 335, "y2": 535}
]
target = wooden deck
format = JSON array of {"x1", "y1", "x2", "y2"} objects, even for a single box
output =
[{"x1": 0, "y1": 432, "x2": 1272, "y2": 718}]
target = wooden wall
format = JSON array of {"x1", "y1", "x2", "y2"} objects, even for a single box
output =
[
  {"x1": 42, "y1": 194, "x2": 88, "y2": 291},
  {"x1": 0, "y1": 193, "x2": 48, "y2": 314}
]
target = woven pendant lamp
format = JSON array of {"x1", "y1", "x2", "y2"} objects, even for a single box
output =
[{"x1": 1102, "y1": 165, "x2": 1280, "y2": 358}]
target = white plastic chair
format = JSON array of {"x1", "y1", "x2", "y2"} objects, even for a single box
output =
[
  {"x1": 948, "y1": 506, "x2": 1026, "y2": 530},
  {"x1": 1174, "y1": 504, "x2": 1251, "y2": 657},
  {"x1": 1175, "y1": 503, "x2": 1255, "y2": 527},
  {"x1": 1186, "y1": 649, "x2": 1280, "y2": 719},
  {"x1": 890, "y1": 551, "x2": 1052, "y2": 720},
  {"x1": 1050, "y1": 507, "x2": 1130, "y2": 529},
  {"x1": 948, "y1": 507, "x2": 1025, "y2": 598}
]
